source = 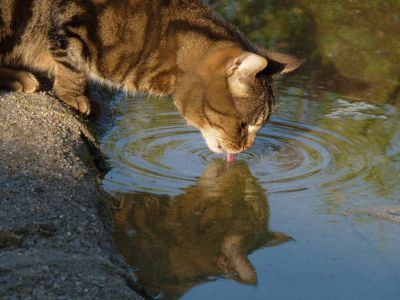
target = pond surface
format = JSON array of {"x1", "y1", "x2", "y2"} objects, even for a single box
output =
[{"x1": 101, "y1": 1, "x2": 400, "y2": 299}]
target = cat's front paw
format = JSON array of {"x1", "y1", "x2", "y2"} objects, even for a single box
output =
[
  {"x1": 18, "y1": 71, "x2": 39, "y2": 93},
  {"x1": 0, "y1": 68, "x2": 39, "y2": 93},
  {"x1": 75, "y1": 95, "x2": 91, "y2": 115},
  {"x1": 55, "y1": 90, "x2": 92, "y2": 115}
]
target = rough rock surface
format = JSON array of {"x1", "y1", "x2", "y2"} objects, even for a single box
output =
[{"x1": 0, "y1": 92, "x2": 143, "y2": 299}]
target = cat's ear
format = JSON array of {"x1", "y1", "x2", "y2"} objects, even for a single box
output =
[
  {"x1": 226, "y1": 51, "x2": 303, "y2": 97},
  {"x1": 225, "y1": 52, "x2": 268, "y2": 78},
  {"x1": 226, "y1": 52, "x2": 268, "y2": 97},
  {"x1": 262, "y1": 51, "x2": 304, "y2": 76}
]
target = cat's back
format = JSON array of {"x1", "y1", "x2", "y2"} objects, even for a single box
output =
[
  {"x1": 0, "y1": 0, "x2": 52, "y2": 37},
  {"x1": 0, "y1": 0, "x2": 53, "y2": 70}
]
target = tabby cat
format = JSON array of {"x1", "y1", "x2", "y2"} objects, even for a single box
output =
[{"x1": 0, "y1": 0, "x2": 301, "y2": 154}]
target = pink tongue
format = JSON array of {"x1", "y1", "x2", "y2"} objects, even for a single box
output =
[{"x1": 226, "y1": 153, "x2": 235, "y2": 162}]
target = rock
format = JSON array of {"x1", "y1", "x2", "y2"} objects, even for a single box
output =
[{"x1": 0, "y1": 92, "x2": 144, "y2": 299}]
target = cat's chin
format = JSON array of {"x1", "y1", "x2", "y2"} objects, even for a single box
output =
[{"x1": 200, "y1": 131, "x2": 225, "y2": 154}]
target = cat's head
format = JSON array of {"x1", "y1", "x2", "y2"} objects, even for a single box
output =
[{"x1": 173, "y1": 46, "x2": 302, "y2": 154}]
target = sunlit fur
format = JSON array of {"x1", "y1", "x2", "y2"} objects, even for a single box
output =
[{"x1": 0, "y1": 0, "x2": 301, "y2": 153}]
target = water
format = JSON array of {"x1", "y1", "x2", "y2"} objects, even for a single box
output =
[{"x1": 101, "y1": 1, "x2": 400, "y2": 299}]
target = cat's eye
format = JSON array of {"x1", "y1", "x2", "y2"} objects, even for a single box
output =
[{"x1": 240, "y1": 122, "x2": 247, "y2": 129}]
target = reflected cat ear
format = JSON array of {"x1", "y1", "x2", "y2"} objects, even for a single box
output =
[
  {"x1": 262, "y1": 51, "x2": 304, "y2": 76},
  {"x1": 265, "y1": 232, "x2": 293, "y2": 247}
]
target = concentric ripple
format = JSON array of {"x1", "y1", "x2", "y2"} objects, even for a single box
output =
[
  {"x1": 101, "y1": 95, "x2": 399, "y2": 196},
  {"x1": 247, "y1": 118, "x2": 368, "y2": 193}
]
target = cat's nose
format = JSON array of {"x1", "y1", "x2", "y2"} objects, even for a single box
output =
[
  {"x1": 242, "y1": 135, "x2": 256, "y2": 151},
  {"x1": 241, "y1": 142, "x2": 251, "y2": 151}
]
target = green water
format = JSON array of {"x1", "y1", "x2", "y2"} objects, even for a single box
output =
[{"x1": 101, "y1": 1, "x2": 400, "y2": 299}]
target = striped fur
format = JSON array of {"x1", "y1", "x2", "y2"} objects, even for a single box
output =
[{"x1": 0, "y1": 0, "x2": 301, "y2": 153}]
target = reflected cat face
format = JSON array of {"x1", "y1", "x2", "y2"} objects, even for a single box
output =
[
  {"x1": 112, "y1": 160, "x2": 291, "y2": 298},
  {"x1": 174, "y1": 47, "x2": 302, "y2": 154}
]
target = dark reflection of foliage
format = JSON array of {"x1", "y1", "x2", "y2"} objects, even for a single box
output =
[
  {"x1": 207, "y1": 0, "x2": 315, "y2": 57},
  {"x1": 207, "y1": 0, "x2": 400, "y2": 105},
  {"x1": 112, "y1": 160, "x2": 290, "y2": 299},
  {"x1": 318, "y1": 113, "x2": 400, "y2": 212}
]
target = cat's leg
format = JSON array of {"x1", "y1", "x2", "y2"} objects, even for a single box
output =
[
  {"x1": 0, "y1": 67, "x2": 39, "y2": 93},
  {"x1": 53, "y1": 62, "x2": 91, "y2": 115}
]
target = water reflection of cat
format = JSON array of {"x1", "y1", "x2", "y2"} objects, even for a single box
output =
[{"x1": 113, "y1": 160, "x2": 291, "y2": 299}]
